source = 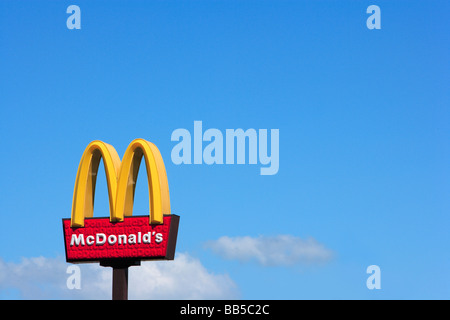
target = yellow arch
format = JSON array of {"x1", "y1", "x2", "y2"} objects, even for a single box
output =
[
  {"x1": 70, "y1": 141, "x2": 121, "y2": 227},
  {"x1": 70, "y1": 139, "x2": 170, "y2": 227},
  {"x1": 112, "y1": 139, "x2": 171, "y2": 225}
]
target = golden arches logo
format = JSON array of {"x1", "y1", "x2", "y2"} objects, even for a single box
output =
[{"x1": 71, "y1": 139, "x2": 171, "y2": 227}]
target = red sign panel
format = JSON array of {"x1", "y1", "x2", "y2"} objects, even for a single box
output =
[{"x1": 63, "y1": 215, "x2": 179, "y2": 263}]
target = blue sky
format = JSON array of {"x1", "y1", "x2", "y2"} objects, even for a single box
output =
[{"x1": 0, "y1": 0, "x2": 448, "y2": 299}]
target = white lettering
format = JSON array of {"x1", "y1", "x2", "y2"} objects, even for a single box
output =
[
  {"x1": 171, "y1": 129, "x2": 191, "y2": 164},
  {"x1": 143, "y1": 232, "x2": 151, "y2": 244},
  {"x1": 226, "y1": 128, "x2": 257, "y2": 165},
  {"x1": 259, "y1": 129, "x2": 279, "y2": 175},
  {"x1": 66, "y1": 5, "x2": 81, "y2": 30},
  {"x1": 171, "y1": 121, "x2": 280, "y2": 175},
  {"x1": 118, "y1": 234, "x2": 127, "y2": 245},
  {"x1": 128, "y1": 234, "x2": 136, "y2": 244},
  {"x1": 155, "y1": 233, "x2": 163, "y2": 243},
  {"x1": 86, "y1": 235, "x2": 94, "y2": 246},
  {"x1": 366, "y1": 265, "x2": 381, "y2": 289},
  {"x1": 366, "y1": 5, "x2": 381, "y2": 30},
  {"x1": 96, "y1": 233, "x2": 106, "y2": 245},
  {"x1": 68, "y1": 231, "x2": 166, "y2": 247},
  {"x1": 107, "y1": 234, "x2": 117, "y2": 245},
  {"x1": 70, "y1": 234, "x2": 85, "y2": 246},
  {"x1": 203, "y1": 128, "x2": 223, "y2": 165},
  {"x1": 194, "y1": 120, "x2": 203, "y2": 164},
  {"x1": 66, "y1": 265, "x2": 81, "y2": 290}
]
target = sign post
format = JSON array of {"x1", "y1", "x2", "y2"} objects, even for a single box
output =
[
  {"x1": 113, "y1": 266, "x2": 128, "y2": 300},
  {"x1": 62, "y1": 139, "x2": 179, "y2": 300},
  {"x1": 100, "y1": 260, "x2": 140, "y2": 300}
]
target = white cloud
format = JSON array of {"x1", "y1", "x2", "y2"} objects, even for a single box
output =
[
  {"x1": 0, "y1": 253, "x2": 239, "y2": 300},
  {"x1": 129, "y1": 253, "x2": 238, "y2": 299},
  {"x1": 205, "y1": 235, "x2": 334, "y2": 267}
]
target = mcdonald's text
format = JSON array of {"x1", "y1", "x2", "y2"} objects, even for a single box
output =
[
  {"x1": 63, "y1": 215, "x2": 179, "y2": 263},
  {"x1": 69, "y1": 231, "x2": 164, "y2": 247}
]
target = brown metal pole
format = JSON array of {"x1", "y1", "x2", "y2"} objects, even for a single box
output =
[
  {"x1": 112, "y1": 266, "x2": 129, "y2": 300},
  {"x1": 100, "y1": 259, "x2": 140, "y2": 300}
]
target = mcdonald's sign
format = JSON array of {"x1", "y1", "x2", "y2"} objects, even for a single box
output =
[{"x1": 62, "y1": 139, "x2": 180, "y2": 263}]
